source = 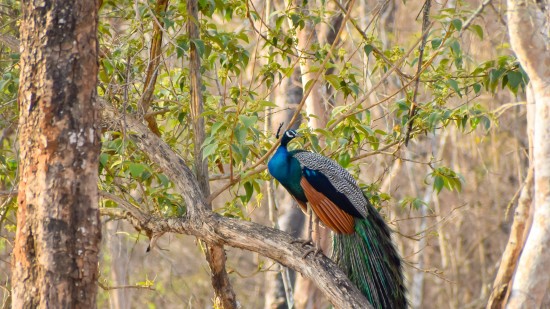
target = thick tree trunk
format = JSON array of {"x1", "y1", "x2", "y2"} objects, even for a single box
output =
[
  {"x1": 487, "y1": 85, "x2": 535, "y2": 309},
  {"x1": 12, "y1": 0, "x2": 102, "y2": 308},
  {"x1": 505, "y1": 0, "x2": 550, "y2": 307}
]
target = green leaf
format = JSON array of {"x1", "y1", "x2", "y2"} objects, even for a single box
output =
[
  {"x1": 157, "y1": 173, "x2": 170, "y2": 188},
  {"x1": 259, "y1": 100, "x2": 277, "y2": 107},
  {"x1": 451, "y1": 19, "x2": 463, "y2": 31},
  {"x1": 450, "y1": 40, "x2": 461, "y2": 55},
  {"x1": 434, "y1": 176, "x2": 444, "y2": 193},
  {"x1": 129, "y1": 163, "x2": 147, "y2": 178},
  {"x1": 339, "y1": 152, "x2": 351, "y2": 168},
  {"x1": 488, "y1": 68, "x2": 504, "y2": 92},
  {"x1": 325, "y1": 74, "x2": 340, "y2": 89},
  {"x1": 176, "y1": 37, "x2": 189, "y2": 58},
  {"x1": 470, "y1": 24, "x2": 484, "y2": 39},
  {"x1": 191, "y1": 39, "x2": 206, "y2": 57},
  {"x1": 211, "y1": 122, "x2": 225, "y2": 135},
  {"x1": 203, "y1": 142, "x2": 219, "y2": 158},
  {"x1": 473, "y1": 83, "x2": 481, "y2": 94},
  {"x1": 304, "y1": 79, "x2": 316, "y2": 93},
  {"x1": 239, "y1": 115, "x2": 258, "y2": 128},
  {"x1": 243, "y1": 181, "x2": 253, "y2": 203},
  {"x1": 99, "y1": 153, "x2": 110, "y2": 167},
  {"x1": 447, "y1": 79, "x2": 462, "y2": 97},
  {"x1": 364, "y1": 44, "x2": 374, "y2": 57},
  {"x1": 431, "y1": 38, "x2": 442, "y2": 49},
  {"x1": 290, "y1": 13, "x2": 301, "y2": 28},
  {"x1": 234, "y1": 126, "x2": 247, "y2": 144},
  {"x1": 507, "y1": 71, "x2": 523, "y2": 93},
  {"x1": 412, "y1": 198, "x2": 426, "y2": 210}
]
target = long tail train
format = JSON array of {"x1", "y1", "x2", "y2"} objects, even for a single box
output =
[{"x1": 332, "y1": 201, "x2": 407, "y2": 309}]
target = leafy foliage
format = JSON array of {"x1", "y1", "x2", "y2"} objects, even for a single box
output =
[{"x1": 0, "y1": 0, "x2": 532, "y2": 306}]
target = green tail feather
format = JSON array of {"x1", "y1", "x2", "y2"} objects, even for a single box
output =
[{"x1": 332, "y1": 203, "x2": 407, "y2": 309}]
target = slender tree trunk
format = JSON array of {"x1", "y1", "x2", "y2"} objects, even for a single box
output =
[
  {"x1": 187, "y1": 1, "x2": 237, "y2": 307},
  {"x1": 106, "y1": 220, "x2": 130, "y2": 309},
  {"x1": 12, "y1": 0, "x2": 102, "y2": 307},
  {"x1": 505, "y1": 1, "x2": 550, "y2": 307},
  {"x1": 289, "y1": 0, "x2": 328, "y2": 130}
]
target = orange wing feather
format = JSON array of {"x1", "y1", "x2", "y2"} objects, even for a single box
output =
[{"x1": 300, "y1": 177, "x2": 355, "y2": 234}]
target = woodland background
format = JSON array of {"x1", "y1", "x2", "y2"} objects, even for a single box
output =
[{"x1": 0, "y1": 0, "x2": 546, "y2": 308}]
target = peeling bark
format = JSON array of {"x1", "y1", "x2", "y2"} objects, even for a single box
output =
[
  {"x1": 505, "y1": 0, "x2": 550, "y2": 307},
  {"x1": 140, "y1": 0, "x2": 169, "y2": 136},
  {"x1": 12, "y1": 0, "x2": 102, "y2": 307},
  {"x1": 487, "y1": 86, "x2": 535, "y2": 309}
]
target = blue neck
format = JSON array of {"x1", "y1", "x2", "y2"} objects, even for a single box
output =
[{"x1": 268, "y1": 146, "x2": 307, "y2": 202}]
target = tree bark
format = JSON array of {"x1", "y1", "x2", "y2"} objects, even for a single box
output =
[
  {"x1": 486, "y1": 85, "x2": 535, "y2": 309},
  {"x1": 12, "y1": 0, "x2": 102, "y2": 308},
  {"x1": 140, "y1": 0, "x2": 169, "y2": 136},
  {"x1": 506, "y1": 1, "x2": 550, "y2": 307}
]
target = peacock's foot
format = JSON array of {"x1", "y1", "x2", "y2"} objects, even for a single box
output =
[
  {"x1": 291, "y1": 238, "x2": 314, "y2": 248},
  {"x1": 301, "y1": 246, "x2": 323, "y2": 259}
]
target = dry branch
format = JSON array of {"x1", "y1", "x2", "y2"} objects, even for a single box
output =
[
  {"x1": 100, "y1": 99, "x2": 372, "y2": 308},
  {"x1": 138, "y1": 0, "x2": 169, "y2": 136}
]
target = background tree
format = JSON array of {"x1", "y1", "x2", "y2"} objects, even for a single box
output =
[
  {"x1": 500, "y1": 1, "x2": 550, "y2": 307},
  {"x1": 11, "y1": 0, "x2": 102, "y2": 307}
]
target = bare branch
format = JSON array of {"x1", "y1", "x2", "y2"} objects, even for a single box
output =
[
  {"x1": 404, "y1": 0, "x2": 431, "y2": 146},
  {"x1": 138, "y1": 0, "x2": 169, "y2": 136},
  {"x1": 458, "y1": 0, "x2": 492, "y2": 37}
]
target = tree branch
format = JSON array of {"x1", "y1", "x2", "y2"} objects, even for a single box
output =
[
  {"x1": 138, "y1": 0, "x2": 169, "y2": 136},
  {"x1": 100, "y1": 194, "x2": 372, "y2": 309},
  {"x1": 404, "y1": 0, "x2": 431, "y2": 146},
  {"x1": 100, "y1": 100, "x2": 372, "y2": 308}
]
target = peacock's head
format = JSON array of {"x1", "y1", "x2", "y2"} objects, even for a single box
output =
[
  {"x1": 275, "y1": 122, "x2": 301, "y2": 146},
  {"x1": 280, "y1": 129, "x2": 299, "y2": 146}
]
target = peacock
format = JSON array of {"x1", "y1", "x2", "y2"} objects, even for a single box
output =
[{"x1": 268, "y1": 128, "x2": 407, "y2": 309}]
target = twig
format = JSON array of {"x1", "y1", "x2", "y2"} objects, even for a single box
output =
[
  {"x1": 459, "y1": 0, "x2": 492, "y2": 37},
  {"x1": 330, "y1": 0, "x2": 412, "y2": 80},
  {"x1": 138, "y1": 0, "x2": 169, "y2": 136},
  {"x1": 98, "y1": 281, "x2": 155, "y2": 291},
  {"x1": 404, "y1": 0, "x2": 431, "y2": 146},
  {"x1": 0, "y1": 33, "x2": 19, "y2": 50}
]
